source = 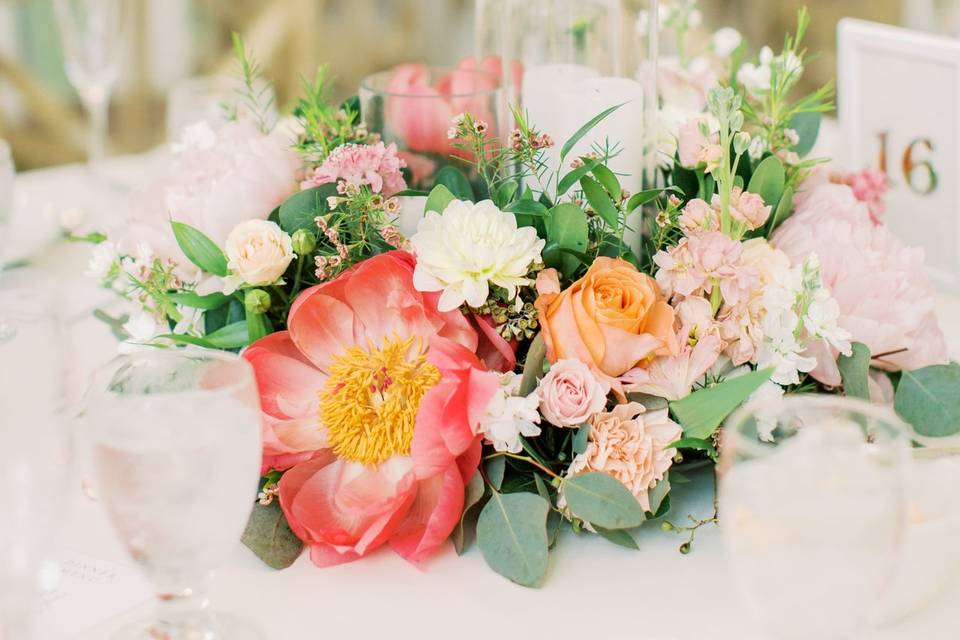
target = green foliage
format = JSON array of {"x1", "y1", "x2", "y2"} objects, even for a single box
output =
[
  {"x1": 518, "y1": 333, "x2": 547, "y2": 396},
  {"x1": 166, "y1": 291, "x2": 231, "y2": 310},
  {"x1": 789, "y1": 111, "x2": 821, "y2": 157},
  {"x1": 561, "y1": 472, "x2": 646, "y2": 529},
  {"x1": 580, "y1": 175, "x2": 620, "y2": 231},
  {"x1": 559, "y1": 104, "x2": 623, "y2": 163},
  {"x1": 170, "y1": 222, "x2": 228, "y2": 277},
  {"x1": 227, "y1": 33, "x2": 275, "y2": 134},
  {"x1": 671, "y1": 368, "x2": 774, "y2": 439},
  {"x1": 545, "y1": 203, "x2": 589, "y2": 277},
  {"x1": 279, "y1": 185, "x2": 337, "y2": 233},
  {"x1": 556, "y1": 157, "x2": 603, "y2": 197},
  {"x1": 241, "y1": 500, "x2": 303, "y2": 570},
  {"x1": 162, "y1": 321, "x2": 250, "y2": 350},
  {"x1": 476, "y1": 491, "x2": 550, "y2": 587},
  {"x1": 669, "y1": 438, "x2": 718, "y2": 461},
  {"x1": 747, "y1": 155, "x2": 786, "y2": 208},
  {"x1": 594, "y1": 527, "x2": 639, "y2": 550},
  {"x1": 425, "y1": 184, "x2": 456, "y2": 214},
  {"x1": 838, "y1": 342, "x2": 871, "y2": 400},
  {"x1": 766, "y1": 185, "x2": 794, "y2": 233},
  {"x1": 453, "y1": 473, "x2": 487, "y2": 555},
  {"x1": 895, "y1": 363, "x2": 960, "y2": 438},
  {"x1": 435, "y1": 166, "x2": 475, "y2": 201}
]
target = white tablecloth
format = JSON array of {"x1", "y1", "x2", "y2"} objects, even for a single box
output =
[{"x1": 9, "y1": 156, "x2": 960, "y2": 640}]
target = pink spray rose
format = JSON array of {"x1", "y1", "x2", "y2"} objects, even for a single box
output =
[
  {"x1": 773, "y1": 183, "x2": 947, "y2": 382},
  {"x1": 537, "y1": 358, "x2": 610, "y2": 428},
  {"x1": 301, "y1": 141, "x2": 407, "y2": 197}
]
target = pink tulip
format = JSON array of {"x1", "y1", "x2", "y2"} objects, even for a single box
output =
[{"x1": 244, "y1": 251, "x2": 499, "y2": 566}]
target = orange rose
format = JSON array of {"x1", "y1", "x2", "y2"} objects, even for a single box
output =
[{"x1": 534, "y1": 258, "x2": 678, "y2": 384}]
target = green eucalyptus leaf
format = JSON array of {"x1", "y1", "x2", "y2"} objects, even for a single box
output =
[
  {"x1": 279, "y1": 185, "x2": 337, "y2": 233},
  {"x1": 572, "y1": 423, "x2": 591, "y2": 455},
  {"x1": 533, "y1": 473, "x2": 552, "y2": 502},
  {"x1": 453, "y1": 472, "x2": 487, "y2": 555},
  {"x1": 562, "y1": 472, "x2": 645, "y2": 529},
  {"x1": 668, "y1": 437, "x2": 718, "y2": 461},
  {"x1": 766, "y1": 185, "x2": 794, "y2": 233},
  {"x1": 580, "y1": 175, "x2": 620, "y2": 231},
  {"x1": 546, "y1": 203, "x2": 589, "y2": 277},
  {"x1": 241, "y1": 500, "x2": 303, "y2": 570},
  {"x1": 647, "y1": 475, "x2": 671, "y2": 516},
  {"x1": 595, "y1": 527, "x2": 639, "y2": 550},
  {"x1": 747, "y1": 155, "x2": 785, "y2": 208},
  {"x1": 789, "y1": 111, "x2": 821, "y2": 158},
  {"x1": 839, "y1": 342, "x2": 871, "y2": 400},
  {"x1": 167, "y1": 291, "x2": 231, "y2": 310},
  {"x1": 435, "y1": 166, "x2": 475, "y2": 200},
  {"x1": 485, "y1": 456, "x2": 506, "y2": 490},
  {"x1": 895, "y1": 363, "x2": 960, "y2": 438},
  {"x1": 425, "y1": 184, "x2": 456, "y2": 214},
  {"x1": 170, "y1": 222, "x2": 228, "y2": 277},
  {"x1": 496, "y1": 180, "x2": 520, "y2": 208},
  {"x1": 670, "y1": 368, "x2": 774, "y2": 440},
  {"x1": 519, "y1": 333, "x2": 546, "y2": 396},
  {"x1": 476, "y1": 492, "x2": 550, "y2": 587}
]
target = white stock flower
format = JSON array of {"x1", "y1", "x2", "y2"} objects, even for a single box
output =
[
  {"x1": 479, "y1": 373, "x2": 541, "y2": 454},
  {"x1": 711, "y1": 27, "x2": 742, "y2": 58},
  {"x1": 222, "y1": 220, "x2": 295, "y2": 294},
  {"x1": 119, "y1": 312, "x2": 160, "y2": 353},
  {"x1": 410, "y1": 199, "x2": 544, "y2": 312},
  {"x1": 86, "y1": 241, "x2": 119, "y2": 280},
  {"x1": 737, "y1": 46, "x2": 804, "y2": 97},
  {"x1": 749, "y1": 381, "x2": 785, "y2": 442}
]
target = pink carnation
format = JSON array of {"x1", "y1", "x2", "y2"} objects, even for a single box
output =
[
  {"x1": 773, "y1": 183, "x2": 946, "y2": 381},
  {"x1": 302, "y1": 142, "x2": 407, "y2": 196}
]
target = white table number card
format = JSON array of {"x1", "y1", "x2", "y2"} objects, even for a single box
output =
[{"x1": 839, "y1": 18, "x2": 960, "y2": 291}]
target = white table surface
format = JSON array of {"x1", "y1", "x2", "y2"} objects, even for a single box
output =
[{"x1": 8, "y1": 155, "x2": 960, "y2": 640}]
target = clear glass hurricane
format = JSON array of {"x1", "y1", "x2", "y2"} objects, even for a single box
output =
[
  {"x1": 0, "y1": 139, "x2": 15, "y2": 340},
  {"x1": 86, "y1": 349, "x2": 263, "y2": 640},
  {"x1": 53, "y1": 0, "x2": 123, "y2": 176},
  {"x1": 719, "y1": 394, "x2": 909, "y2": 640},
  {"x1": 0, "y1": 282, "x2": 70, "y2": 639}
]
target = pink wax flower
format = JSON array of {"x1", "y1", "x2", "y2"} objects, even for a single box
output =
[
  {"x1": 301, "y1": 141, "x2": 407, "y2": 197},
  {"x1": 243, "y1": 251, "x2": 498, "y2": 567},
  {"x1": 773, "y1": 183, "x2": 947, "y2": 382}
]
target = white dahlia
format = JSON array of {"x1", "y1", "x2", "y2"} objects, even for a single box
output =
[{"x1": 410, "y1": 199, "x2": 544, "y2": 312}]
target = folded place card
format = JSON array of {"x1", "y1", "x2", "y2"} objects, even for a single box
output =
[{"x1": 34, "y1": 550, "x2": 152, "y2": 640}]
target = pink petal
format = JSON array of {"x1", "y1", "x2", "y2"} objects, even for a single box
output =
[
  {"x1": 288, "y1": 290, "x2": 361, "y2": 374},
  {"x1": 472, "y1": 313, "x2": 517, "y2": 372},
  {"x1": 389, "y1": 463, "x2": 464, "y2": 566},
  {"x1": 244, "y1": 332, "x2": 326, "y2": 419}
]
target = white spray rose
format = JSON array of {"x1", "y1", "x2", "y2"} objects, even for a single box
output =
[{"x1": 222, "y1": 220, "x2": 295, "y2": 294}]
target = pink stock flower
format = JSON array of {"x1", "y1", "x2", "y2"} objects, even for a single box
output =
[
  {"x1": 678, "y1": 198, "x2": 720, "y2": 234},
  {"x1": 243, "y1": 251, "x2": 499, "y2": 567},
  {"x1": 677, "y1": 118, "x2": 722, "y2": 173},
  {"x1": 566, "y1": 402, "x2": 681, "y2": 512},
  {"x1": 301, "y1": 142, "x2": 407, "y2": 197},
  {"x1": 723, "y1": 187, "x2": 771, "y2": 231},
  {"x1": 384, "y1": 61, "x2": 501, "y2": 156},
  {"x1": 621, "y1": 296, "x2": 722, "y2": 400},
  {"x1": 773, "y1": 183, "x2": 947, "y2": 383},
  {"x1": 537, "y1": 359, "x2": 610, "y2": 427}
]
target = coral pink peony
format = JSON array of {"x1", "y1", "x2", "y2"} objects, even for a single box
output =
[
  {"x1": 773, "y1": 183, "x2": 947, "y2": 382},
  {"x1": 301, "y1": 142, "x2": 407, "y2": 196},
  {"x1": 243, "y1": 251, "x2": 499, "y2": 566},
  {"x1": 537, "y1": 359, "x2": 610, "y2": 428},
  {"x1": 566, "y1": 402, "x2": 681, "y2": 512}
]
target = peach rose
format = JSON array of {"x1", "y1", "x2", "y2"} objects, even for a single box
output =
[{"x1": 534, "y1": 258, "x2": 678, "y2": 387}]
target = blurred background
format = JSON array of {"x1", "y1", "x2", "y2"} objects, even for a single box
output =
[{"x1": 0, "y1": 0, "x2": 955, "y2": 170}]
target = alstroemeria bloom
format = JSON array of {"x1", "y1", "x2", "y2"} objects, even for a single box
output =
[{"x1": 243, "y1": 251, "x2": 499, "y2": 566}]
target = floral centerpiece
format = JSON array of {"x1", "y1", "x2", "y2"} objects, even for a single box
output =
[{"x1": 85, "y1": 12, "x2": 957, "y2": 587}]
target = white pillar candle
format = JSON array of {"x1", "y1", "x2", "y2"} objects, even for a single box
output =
[{"x1": 396, "y1": 195, "x2": 427, "y2": 238}]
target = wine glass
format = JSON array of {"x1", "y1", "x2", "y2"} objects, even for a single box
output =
[
  {"x1": 53, "y1": 0, "x2": 123, "y2": 176},
  {"x1": 85, "y1": 349, "x2": 263, "y2": 640},
  {"x1": 0, "y1": 138, "x2": 14, "y2": 340},
  {"x1": 0, "y1": 282, "x2": 70, "y2": 639},
  {"x1": 719, "y1": 395, "x2": 909, "y2": 640}
]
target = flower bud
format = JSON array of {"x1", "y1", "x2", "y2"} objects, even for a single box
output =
[
  {"x1": 733, "y1": 131, "x2": 751, "y2": 155},
  {"x1": 291, "y1": 228, "x2": 317, "y2": 256},
  {"x1": 244, "y1": 289, "x2": 271, "y2": 315}
]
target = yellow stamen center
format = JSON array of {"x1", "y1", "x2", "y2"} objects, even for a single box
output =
[{"x1": 320, "y1": 335, "x2": 440, "y2": 466}]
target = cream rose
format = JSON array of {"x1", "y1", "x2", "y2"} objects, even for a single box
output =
[
  {"x1": 223, "y1": 220, "x2": 295, "y2": 293},
  {"x1": 537, "y1": 359, "x2": 609, "y2": 427}
]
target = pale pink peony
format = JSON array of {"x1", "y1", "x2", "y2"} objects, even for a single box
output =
[
  {"x1": 301, "y1": 141, "x2": 407, "y2": 196},
  {"x1": 537, "y1": 359, "x2": 610, "y2": 427},
  {"x1": 722, "y1": 187, "x2": 771, "y2": 230},
  {"x1": 677, "y1": 118, "x2": 722, "y2": 173},
  {"x1": 125, "y1": 120, "x2": 299, "y2": 273},
  {"x1": 566, "y1": 402, "x2": 681, "y2": 512},
  {"x1": 678, "y1": 198, "x2": 720, "y2": 234},
  {"x1": 773, "y1": 183, "x2": 947, "y2": 382},
  {"x1": 621, "y1": 296, "x2": 722, "y2": 400},
  {"x1": 842, "y1": 168, "x2": 888, "y2": 224}
]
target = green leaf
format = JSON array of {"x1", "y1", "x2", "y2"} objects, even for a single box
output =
[
  {"x1": 747, "y1": 155, "x2": 785, "y2": 208},
  {"x1": 533, "y1": 473, "x2": 551, "y2": 502},
  {"x1": 580, "y1": 175, "x2": 620, "y2": 231},
  {"x1": 240, "y1": 500, "x2": 303, "y2": 570},
  {"x1": 425, "y1": 184, "x2": 456, "y2": 214},
  {"x1": 453, "y1": 472, "x2": 487, "y2": 555},
  {"x1": 895, "y1": 363, "x2": 960, "y2": 438},
  {"x1": 670, "y1": 368, "x2": 774, "y2": 440},
  {"x1": 93, "y1": 309, "x2": 130, "y2": 341},
  {"x1": 435, "y1": 166, "x2": 475, "y2": 201},
  {"x1": 556, "y1": 157, "x2": 602, "y2": 197},
  {"x1": 476, "y1": 492, "x2": 550, "y2": 587},
  {"x1": 668, "y1": 437, "x2": 718, "y2": 460},
  {"x1": 485, "y1": 456, "x2": 506, "y2": 490},
  {"x1": 496, "y1": 180, "x2": 519, "y2": 209},
  {"x1": 519, "y1": 333, "x2": 546, "y2": 396},
  {"x1": 505, "y1": 199, "x2": 549, "y2": 229},
  {"x1": 278, "y1": 184, "x2": 337, "y2": 234},
  {"x1": 167, "y1": 291, "x2": 231, "y2": 310},
  {"x1": 161, "y1": 320, "x2": 252, "y2": 350},
  {"x1": 591, "y1": 164, "x2": 620, "y2": 197},
  {"x1": 625, "y1": 187, "x2": 667, "y2": 213},
  {"x1": 559, "y1": 104, "x2": 623, "y2": 163},
  {"x1": 562, "y1": 472, "x2": 645, "y2": 529},
  {"x1": 572, "y1": 423, "x2": 591, "y2": 455},
  {"x1": 789, "y1": 111, "x2": 821, "y2": 157},
  {"x1": 595, "y1": 527, "x2": 639, "y2": 550},
  {"x1": 839, "y1": 342, "x2": 871, "y2": 400},
  {"x1": 546, "y1": 203, "x2": 589, "y2": 277},
  {"x1": 171, "y1": 222, "x2": 228, "y2": 277},
  {"x1": 766, "y1": 185, "x2": 794, "y2": 233},
  {"x1": 647, "y1": 475, "x2": 671, "y2": 516},
  {"x1": 246, "y1": 310, "x2": 270, "y2": 343}
]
